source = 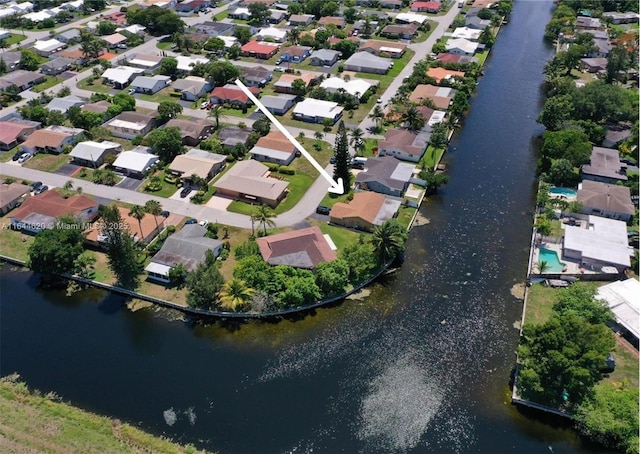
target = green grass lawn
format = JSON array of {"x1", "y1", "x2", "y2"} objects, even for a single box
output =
[
  {"x1": 361, "y1": 138, "x2": 379, "y2": 157},
  {"x1": 32, "y1": 77, "x2": 62, "y2": 93},
  {"x1": 156, "y1": 40, "x2": 174, "y2": 50},
  {"x1": 475, "y1": 49, "x2": 490, "y2": 67},
  {"x1": 0, "y1": 146, "x2": 19, "y2": 163},
  {"x1": 320, "y1": 190, "x2": 352, "y2": 208},
  {"x1": 315, "y1": 221, "x2": 367, "y2": 252},
  {"x1": 138, "y1": 171, "x2": 181, "y2": 198},
  {"x1": 138, "y1": 88, "x2": 179, "y2": 104},
  {"x1": 220, "y1": 106, "x2": 253, "y2": 119},
  {"x1": 214, "y1": 10, "x2": 229, "y2": 20},
  {"x1": 412, "y1": 22, "x2": 437, "y2": 43},
  {"x1": 21, "y1": 153, "x2": 69, "y2": 172},
  {"x1": 420, "y1": 146, "x2": 445, "y2": 169},
  {"x1": 5, "y1": 34, "x2": 27, "y2": 46},
  {"x1": 77, "y1": 77, "x2": 113, "y2": 94},
  {"x1": 0, "y1": 217, "x2": 33, "y2": 262},
  {"x1": 396, "y1": 206, "x2": 417, "y2": 230}
]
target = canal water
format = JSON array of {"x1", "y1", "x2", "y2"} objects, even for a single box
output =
[{"x1": 0, "y1": 1, "x2": 605, "y2": 452}]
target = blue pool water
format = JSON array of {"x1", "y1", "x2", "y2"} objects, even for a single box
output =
[
  {"x1": 538, "y1": 248, "x2": 566, "y2": 272},
  {"x1": 549, "y1": 187, "x2": 577, "y2": 197}
]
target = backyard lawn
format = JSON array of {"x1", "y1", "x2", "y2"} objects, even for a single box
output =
[
  {"x1": 420, "y1": 146, "x2": 445, "y2": 169},
  {"x1": 138, "y1": 170, "x2": 181, "y2": 198},
  {"x1": 22, "y1": 153, "x2": 69, "y2": 172},
  {"x1": 32, "y1": 77, "x2": 62, "y2": 93},
  {"x1": 313, "y1": 220, "x2": 367, "y2": 252},
  {"x1": 78, "y1": 77, "x2": 113, "y2": 94}
]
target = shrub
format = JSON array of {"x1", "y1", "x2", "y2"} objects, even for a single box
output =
[
  {"x1": 218, "y1": 249, "x2": 229, "y2": 261},
  {"x1": 167, "y1": 225, "x2": 176, "y2": 233},
  {"x1": 278, "y1": 166, "x2": 295, "y2": 175},
  {"x1": 169, "y1": 91, "x2": 182, "y2": 97},
  {"x1": 264, "y1": 162, "x2": 279, "y2": 171}
]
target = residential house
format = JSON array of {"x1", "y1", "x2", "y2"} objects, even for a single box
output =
[
  {"x1": 256, "y1": 27, "x2": 287, "y2": 43},
  {"x1": 168, "y1": 149, "x2": 226, "y2": 183},
  {"x1": 602, "y1": 11, "x2": 640, "y2": 24},
  {"x1": 217, "y1": 126, "x2": 252, "y2": 150},
  {"x1": 86, "y1": 206, "x2": 165, "y2": 247},
  {"x1": 587, "y1": 38, "x2": 612, "y2": 58},
  {"x1": 176, "y1": 0, "x2": 210, "y2": 13},
  {"x1": 0, "y1": 182, "x2": 30, "y2": 215},
  {"x1": 293, "y1": 98, "x2": 344, "y2": 124},
  {"x1": 309, "y1": 49, "x2": 341, "y2": 66},
  {"x1": 279, "y1": 45, "x2": 312, "y2": 63},
  {"x1": 175, "y1": 55, "x2": 210, "y2": 73},
  {"x1": 40, "y1": 56, "x2": 74, "y2": 75},
  {"x1": 451, "y1": 26, "x2": 482, "y2": 41},
  {"x1": 274, "y1": 72, "x2": 317, "y2": 94},
  {"x1": 106, "y1": 111, "x2": 156, "y2": 140},
  {"x1": 130, "y1": 75, "x2": 171, "y2": 94},
  {"x1": 241, "y1": 41, "x2": 280, "y2": 59},
  {"x1": 344, "y1": 52, "x2": 392, "y2": 74},
  {"x1": 241, "y1": 66, "x2": 273, "y2": 87},
  {"x1": 445, "y1": 38, "x2": 480, "y2": 56},
  {"x1": 10, "y1": 191, "x2": 98, "y2": 233},
  {"x1": 56, "y1": 49, "x2": 94, "y2": 66},
  {"x1": 581, "y1": 146, "x2": 628, "y2": 184},
  {"x1": 320, "y1": 76, "x2": 375, "y2": 100},
  {"x1": 229, "y1": 6, "x2": 250, "y2": 20},
  {"x1": 82, "y1": 100, "x2": 112, "y2": 114},
  {"x1": 33, "y1": 38, "x2": 65, "y2": 57},
  {"x1": 602, "y1": 125, "x2": 632, "y2": 148},
  {"x1": 359, "y1": 39, "x2": 407, "y2": 58},
  {"x1": 410, "y1": 1, "x2": 441, "y2": 13},
  {"x1": 145, "y1": 224, "x2": 223, "y2": 283},
  {"x1": 352, "y1": 19, "x2": 379, "y2": 34},
  {"x1": 379, "y1": 128, "x2": 429, "y2": 162},
  {"x1": 239, "y1": 0, "x2": 277, "y2": 5},
  {"x1": 256, "y1": 226, "x2": 336, "y2": 269},
  {"x1": 380, "y1": 0, "x2": 403, "y2": 9},
  {"x1": 356, "y1": 155, "x2": 416, "y2": 196},
  {"x1": 318, "y1": 16, "x2": 345, "y2": 29},
  {"x1": 249, "y1": 130, "x2": 297, "y2": 165},
  {"x1": 380, "y1": 23, "x2": 420, "y2": 40},
  {"x1": 213, "y1": 160, "x2": 289, "y2": 207},
  {"x1": 171, "y1": 76, "x2": 212, "y2": 101},
  {"x1": 99, "y1": 11, "x2": 128, "y2": 24},
  {"x1": 210, "y1": 83, "x2": 260, "y2": 108},
  {"x1": 579, "y1": 57, "x2": 607, "y2": 73},
  {"x1": 21, "y1": 126, "x2": 81, "y2": 154},
  {"x1": 396, "y1": 12, "x2": 428, "y2": 24},
  {"x1": 408, "y1": 84, "x2": 455, "y2": 109},
  {"x1": 575, "y1": 16, "x2": 604, "y2": 31},
  {"x1": 0, "y1": 70, "x2": 45, "y2": 91},
  {"x1": 563, "y1": 216, "x2": 633, "y2": 272},
  {"x1": 0, "y1": 52, "x2": 21, "y2": 72},
  {"x1": 102, "y1": 33, "x2": 128, "y2": 49},
  {"x1": 55, "y1": 28, "x2": 81, "y2": 44},
  {"x1": 596, "y1": 279, "x2": 640, "y2": 342},
  {"x1": 191, "y1": 21, "x2": 236, "y2": 36},
  {"x1": 45, "y1": 95, "x2": 84, "y2": 114},
  {"x1": 465, "y1": 15, "x2": 490, "y2": 30},
  {"x1": 69, "y1": 141, "x2": 122, "y2": 167},
  {"x1": 289, "y1": 14, "x2": 314, "y2": 26},
  {"x1": 267, "y1": 9, "x2": 288, "y2": 24},
  {"x1": 435, "y1": 52, "x2": 478, "y2": 64},
  {"x1": 165, "y1": 118, "x2": 215, "y2": 146},
  {"x1": 112, "y1": 147, "x2": 159, "y2": 178},
  {"x1": 0, "y1": 119, "x2": 40, "y2": 151},
  {"x1": 117, "y1": 24, "x2": 147, "y2": 36},
  {"x1": 427, "y1": 67, "x2": 466, "y2": 83},
  {"x1": 260, "y1": 94, "x2": 297, "y2": 115},
  {"x1": 577, "y1": 180, "x2": 635, "y2": 222},
  {"x1": 126, "y1": 54, "x2": 164, "y2": 73},
  {"x1": 330, "y1": 191, "x2": 401, "y2": 232},
  {"x1": 102, "y1": 66, "x2": 144, "y2": 89}
]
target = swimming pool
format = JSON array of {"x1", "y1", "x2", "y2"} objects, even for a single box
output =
[
  {"x1": 549, "y1": 187, "x2": 577, "y2": 197},
  {"x1": 538, "y1": 247, "x2": 566, "y2": 273}
]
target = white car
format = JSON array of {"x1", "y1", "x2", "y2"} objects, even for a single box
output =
[
  {"x1": 200, "y1": 101, "x2": 210, "y2": 109},
  {"x1": 199, "y1": 220, "x2": 209, "y2": 227},
  {"x1": 17, "y1": 153, "x2": 31, "y2": 164},
  {"x1": 376, "y1": 97, "x2": 383, "y2": 103},
  {"x1": 128, "y1": 88, "x2": 136, "y2": 94},
  {"x1": 274, "y1": 66, "x2": 284, "y2": 72}
]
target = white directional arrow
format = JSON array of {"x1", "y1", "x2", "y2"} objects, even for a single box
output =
[{"x1": 234, "y1": 79, "x2": 344, "y2": 194}]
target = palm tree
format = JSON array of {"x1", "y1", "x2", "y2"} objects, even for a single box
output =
[
  {"x1": 537, "y1": 260, "x2": 549, "y2": 274},
  {"x1": 144, "y1": 199, "x2": 163, "y2": 235},
  {"x1": 252, "y1": 204, "x2": 276, "y2": 236},
  {"x1": 400, "y1": 104, "x2": 425, "y2": 132},
  {"x1": 62, "y1": 180, "x2": 74, "y2": 198},
  {"x1": 314, "y1": 130, "x2": 324, "y2": 141},
  {"x1": 287, "y1": 27, "x2": 301, "y2": 45},
  {"x1": 208, "y1": 104, "x2": 226, "y2": 129},
  {"x1": 350, "y1": 127, "x2": 364, "y2": 156},
  {"x1": 369, "y1": 105, "x2": 384, "y2": 131},
  {"x1": 218, "y1": 278, "x2": 255, "y2": 311},
  {"x1": 370, "y1": 220, "x2": 407, "y2": 262},
  {"x1": 128, "y1": 205, "x2": 146, "y2": 243}
]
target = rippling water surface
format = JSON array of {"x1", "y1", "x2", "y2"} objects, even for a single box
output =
[{"x1": 0, "y1": 1, "x2": 605, "y2": 452}]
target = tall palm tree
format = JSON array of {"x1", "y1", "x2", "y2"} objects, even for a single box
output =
[
  {"x1": 369, "y1": 105, "x2": 384, "y2": 131},
  {"x1": 218, "y1": 278, "x2": 255, "y2": 311},
  {"x1": 350, "y1": 127, "x2": 364, "y2": 156},
  {"x1": 537, "y1": 260, "x2": 549, "y2": 274},
  {"x1": 287, "y1": 27, "x2": 301, "y2": 45},
  {"x1": 128, "y1": 205, "x2": 146, "y2": 243},
  {"x1": 144, "y1": 199, "x2": 163, "y2": 235},
  {"x1": 63, "y1": 180, "x2": 74, "y2": 198},
  {"x1": 208, "y1": 104, "x2": 226, "y2": 129},
  {"x1": 370, "y1": 220, "x2": 407, "y2": 262},
  {"x1": 252, "y1": 204, "x2": 276, "y2": 236},
  {"x1": 400, "y1": 104, "x2": 425, "y2": 132},
  {"x1": 314, "y1": 130, "x2": 324, "y2": 141}
]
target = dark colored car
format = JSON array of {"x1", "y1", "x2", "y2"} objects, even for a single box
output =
[
  {"x1": 185, "y1": 218, "x2": 197, "y2": 225},
  {"x1": 12, "y1": 150, "x2": 23, "y2": 161},
  {"x1": 330, "y1": 155, "x2": 336, "y2": 164},
  {"x1": 29, "y1": 181, "x2": 43, "y2": 191},
  {"x1": 316, "y1": 205, "x2": 331, "y2": 215},
  {"x1": 34, "y1": 185, "x2": 48, "y2": 195},
  {"x1": 160, "y1": 210, "x2": 170, "y2": 218},
  {"x1": 180, "y1": 187, "x2": 192, "y2": 198}
]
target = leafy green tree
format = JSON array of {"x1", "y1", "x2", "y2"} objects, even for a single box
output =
[
  {"x1": 145, "y1": 127, "x2": 184, "y2": 163},
  {"x1": 537, "y1": 94, "x2": 574, "y2": 131},
  {"x1": 27, "y1": 217, "x2": 85, "y2": 277},
  {"x1": 19, "y1": 49, "x2": 40, "y2": 71},
  {"x1": 333, "y1": 121, "x2": 351, "y2": 190},
  {"x1": 248, "y1": 2, "x2": 270, "y2": 24},
  {"x1": 535, "y1": 216, "x2": 552, "y2": 237},
  {"x1": 252, "y1": 115, "x2": 271, "y2": 136},
  {"x1": 167, "y1": 263, "x2": 187, "y2": 289},
  {"x1": 369, "y1": 105, "x2": 384, "y2": 132},
  {"x1": 157, "y1": 101, "x2": 183, "y2": 123},
  {"x1": 112, "y1": 92, "x2": 136, "y2": 111},
  {"x1": 479, "y1": 27, "x2": 495, "y2": 47},
  {"x1": 233, "y1": 26, "x2": 253, "y2": 45},
  {"x1": 288, "y1": 3, "x2": 302, "y2": 14},
  {"x1": 370, "y1": 219, "x2": 408, "y2": 262},
  {"x1": 315, "y1": 259, "x2": 350, "y2": 297},
  {"x1": 99, "y1": 204, "x2": 142, "y2": 289},
  {"x1": 46, "y1": 109, "x2": 65, "y2": 126},
  {"x1": 332, "y1": 39, "x2": 359, "y2": 58},
  {"x1": 186, "y1": 250, "x2": 224, "y2": 309},
  {"x1": 400, "y1": 104, "x2": 426, "y2": 132},
  {"x1": 127, "y1": 6, "x2": 184, "y2": 36},
  {"x1": 320, "y1": 1, "x2": 339, "y2": 16},
  {"x1": 68, "y1": 107, "x2": 103, "y2": 130},
  {"x1": 96, "y1": 21, "x2": 117, "y2": 35},
  {"x1": 548, "y1": 158, "x2": 578, "y2": 187},
  {"x1": 541, "y1": 129, "x2": 591, "y2": 167},
  {"x1": 343, "y1": 7, "x2": 358, "y2": 23},
  {"x1": 517, "y1": 314, "x2": 615, "y2": 407},
  {"x1": 278, "y1": 270, "x2": 321, "y2": 308},
  {"x1": 572, "y1": 82, "x2": 639, "y2": 124},
  {"x1": 553, "y1": 285, "x2": 614, "y2": 325},
  {"x1": 340, "y1": 241, "x2": 377, "y2": 283},
  {"x1": 419, "y1": 167, "x2": 449, "y2": 195},
  {"x1": 350, "y1": 127, "x2": 364, "y2": 155},
  {"x1": 428, "y1": 122, "x2": 449, "y2": 150},
  {"x1": 218, "y1": 278, "x2": 255, "y2": 311},
  {"x1": 80, "y1": 30, "x2": 106, "y2": 59},
  {"x1": 291, "y1": 78, "x2": 307, "y2": 98},
  {"x1": 159, "y1": 57, "x2": 178, "y2": 78},
  {"x1": 206, "y1": 61, "x2": 240, "y2": 87},
  {"x1": 227, "y1": 44, "x2": 241, "y2": 60},
  {"x1": 233, "y1": 255, "x2": 273, "y2": 291},
  {"x1": 252, "y1": 204, "x2": 276, "y2": 236},
  {"x1": 234, "y1": 238, "x2": 261, "y2": 259},
  {"x1": 204, "y1": 37, "x2": 225, "y2": 53}
]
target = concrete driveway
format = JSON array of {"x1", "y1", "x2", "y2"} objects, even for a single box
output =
[
  {"x1": 117, "y1": 177, "x2": 144, "y2": 191},
  {"x1": 206, "y1": 195, "x2": 234, "y2": 210}
]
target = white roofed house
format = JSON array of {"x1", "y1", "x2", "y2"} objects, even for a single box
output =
[
  {"x1": 451, "y1": 27, "x2": 483, "y2": 41},
  {"x1": 344, "y1": 52, "x2": 393, "y2": 75},
  {"x1": 112, "y1": 146, "x2": 159, "y2": 178},
  {"x1": 168, "y1": 149, "x2": 227, "y2": 184},
  {"x1": 259, "y1": 94, "x2": 296, "y2": 116},
  {"x1": 171, "y1": 76, "x2": 212, "y2": 101},
  {"x1": 175, "y1": 55, "x2": 209, "y2": 73},
  {"x1": 445, "y1": 38, "x2": 480, "y2": 56},
  {"x1": 126, "y1": 54, "x2": 164, "y2": 74},
  {"x1": 106, "y1": 111, "x2": 156, "y2": 140},
  {"x1": 69, "y1": 141, "x2": 122, "y2": 167},
  {"x1": 562, "y1": 216, "x2": 634, "y2": 273},
  {"x1": 256, "y1": 27, "x2": 287, "y2": 43},
  {"x1": 102, "y1": 66, "x2": 144, "y2": 89},
  {"x1": 249, "y1": 130, "x2": 297, "y2": 166},
  {"x1": 33, "y1": 38, "x2": 65, "y2": 57},
  {"x1": 130, "y1": 75, "x2": 171, "y2": 94},
  {"x1": 293, "y1": 98, "x2": 344, "y2": 124},
  {"x1": 102, "y1": 33, "x2": 128, "y2": 49},
  {"x1": 596, "y1": 279, "x2": 640, "y2": 342},
  {"x1": 45, "y1": 95, "x2": 85, "y2": 114},
  {"x1": 320, "y1": 77, "x2": 375, "y2": 100}
]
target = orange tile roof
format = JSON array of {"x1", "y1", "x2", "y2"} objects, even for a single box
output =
[
  {"x1": 21, "y1": 129, "x2": 72, "y2": 149},
  {"x1": 330, "y1": 191, "x2": 386, "y2": 224},
  {"x1": 256, "y1": 226, "x2": 336, "y2": 268},
  {"x1": 255, "y1": 131, "x2": 295, "y2": 152},
  {"x1": 11, "y1": 191, "x2": 97, "y2": 222},
  {"x1": 426, "y1": 67, "x2": 465, "y2": 83},
  {"x1": 85, "y1": 206, "x2": 164, "y2": 242},
  {"x1": 275, "y1": 72, "x2": 317, "y2": 87}
]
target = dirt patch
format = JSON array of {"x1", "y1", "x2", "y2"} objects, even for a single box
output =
[
  {"x1": 412, "y1": 212, "x2": 430, "y2": 227},
  {"x1": 510, "y1": 283, "x2": 526, "y2": 300}
]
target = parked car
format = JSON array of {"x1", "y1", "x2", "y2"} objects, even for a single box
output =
[
  {"x1": 185, "y1": 218, "x2": 197, "y2": 225},
  {"x1": 180, "y1": 186, "x2": 192, "y2": 198},
  {"x1": 200, "y1": 101, "x2": 210, "y2": 109},
  {"x1": 17, "y1": 153, "x2": 31, "y2": 164},
  {"x1": 274, "y1": 66, "x2": 284, "y2": 72},
  {"x1": 330, "y1": 155, "x2": 336, "y2": 164},
  {"x1": 316, "y1": 205, "x2": 331, "y2": 215},
  {"x1": 199, "y1": 219, "x2": 209, "y2": 227},
  {"x1": 128, "y1": 88, "x2": 136, "y2": 94},
  {"x1": 376, "y1": 97, "x2": 383, "y2": 103},
  {"x1": 34, "y1": 185, "x2": 48, "y2": 195},
  {"x1": 12, "y1": 150, "x2": 23, "y2": 161},
  {"x1": 29, "y1": 181, "x2": 43, "y2": 191},
  {"x1": 117, "y1": 44, "x2": 127, "y2": 49},
  {"x1": 275, "y1": 58, "x2": 282, "y2": 65},
  {"x1": 160, "y1": 210, "x2": 170, "y2": 217}
]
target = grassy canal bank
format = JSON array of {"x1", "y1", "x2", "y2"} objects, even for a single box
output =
[{"x1": 0, "y1": 374, "x2": 207, "y2": 453}]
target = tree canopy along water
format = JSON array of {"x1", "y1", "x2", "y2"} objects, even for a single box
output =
[{"x1": 0, "y1": 1, "x2": 613, "y2": 452}]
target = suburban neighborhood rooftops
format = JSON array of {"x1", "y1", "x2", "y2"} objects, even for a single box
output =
[
  {"x1": 345, "y1": 52, "x2": 393, "y2": 71},
  {"x1": 563, "y1": 216, "x2": 633, "y2": 267},
  {"x1": 255, "y1": 131, "x2": 295, "y2": 152},
  {"x1": 169, "y1": 149, "x2": 226, "y2": 179},
  {"x1": 320, "y1": 77, "x2": 374, "y2": 98},
  {"x1": 241, "y1": 40, "x2": 280, "y2": 54},
  {"x1": 69, "y1": 141, "x2": 121, "y2": 161},
  {"x1": 213, "y1": 160, "x2": 289, "y2": 200},
  {"x1": 330, "y1": 191, "x2": 401, "y2": 226},
  {"x1": 256, "y1": 226, "x2": 336, "y2": 269},
  {"x1": 293, "y1": 98, "x2": 343, "y2": 118},
  {"x1": 395, "y1": 12, "x2": 429, "y2": 24},
  {"x1": 445, "y1": 38, "x2": 479, "y2": 54},
  {"x1": 577, "y1": 180, "x2": 635, "y2": 216},
  {"x1": 131, "y1": 74, "x2": 171, "y2": 90},
  {"x1": 359, "y1": 39, "x2": 407, "y2": 54},
  {"x1": 210, "y1": 84, "x2": 260, "y2": 103},
  {"x1": 165, "y1": 118, "x2": 213, "y2": 140},
  {"x1": 274, "y1": 72, "x2": 317, "y2": 89},
  {"x1": 427, "y1": 67, "x2": 466, "y2": 83},
  {"x1": 380, "y1": 129, "x2": 429, "y2": 157},
  {"x1": 409, "y1": 84, "x2": 456, "y2": 108},
  {"x1": 581, "y1": 146, "x2": 627, "y2": 181},
  {"x1": 596, "y1": 279, "x2": 640, "y2": 340},
  {"x1": 260, "y1": 94, "x2": 296, "y2": 111},
  {"x1": 0, "y1": 122, "x2": 37, "y2": 146},
  {"x1": 356, "y1": 155, "x2": 416, "y2": 190},
  {"x1": 102, "y1": 66, "x2": 144, "y2": 85},
  {"x1": 11, "y1": 191, "x2": 97, "y2": 225},
  {"x1": 45, "y1": 95, "x2": 84, "y2": 113},
  {"x1": 112, "y1": 149, "x2": 159, "y2": 173},
  {"x1": 175, "y1": 55, "x2": 209, "y2": 72},
  {"x1": 148, "y1": 224, "x2": 223, "y2": 272},
  {"x1": 21, "y1": 129, "x2": 73, "y2": 149},
  {"x1": 107, "y1": 111, "x2": 155, "y2": 130}
]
